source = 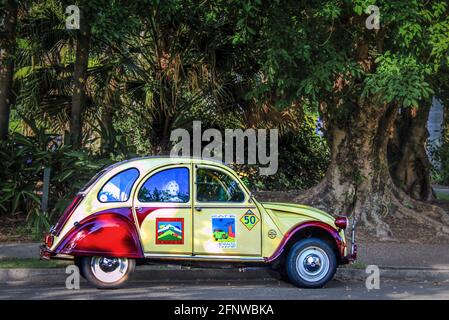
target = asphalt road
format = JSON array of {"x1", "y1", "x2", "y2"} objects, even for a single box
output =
[{"x1": 1, "y1": 278, "x2": 449, "y2": 300}]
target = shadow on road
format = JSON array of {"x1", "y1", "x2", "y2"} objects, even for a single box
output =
[{"x1": 1, "y1": 278, "x2": 448, "y2": 300}]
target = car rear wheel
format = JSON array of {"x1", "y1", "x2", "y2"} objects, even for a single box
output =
[
  {"x1": 80, "y1": 256, "x2": 135, "y2": 289},
  {"x1": 285, "y1": 238, "x2": 336, "y2": 288}
]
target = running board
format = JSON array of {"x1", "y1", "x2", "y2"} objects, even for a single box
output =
[{"x1": 143, "y1": 253, "x2": 266, "y2": 263}]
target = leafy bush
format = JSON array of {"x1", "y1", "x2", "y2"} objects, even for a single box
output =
[
  {"x1": 0, "y1": 131, "x2": 113, "y2": 239},
  {"x1": 235, "y1": 116, "x2": 330, "y2": 191}
]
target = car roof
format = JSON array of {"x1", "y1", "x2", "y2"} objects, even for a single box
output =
[
  {"x1": 80, "y1": 156, "x2": 242, "y2": 195},
  {"x1": 103, "y1": 156, "x2": 230, "y2": 172}
]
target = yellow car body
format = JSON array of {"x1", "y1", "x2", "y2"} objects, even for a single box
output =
[{"x1": 41, "y1": 157, "x2": 356, "y2": 288}]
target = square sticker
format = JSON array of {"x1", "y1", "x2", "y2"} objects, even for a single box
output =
[
  {"x1": 211, "y1": 214, "x2": 236, "y2": 249},
  {"x1": 156, "y1": 218, "x2": 184, "y2": 244}
]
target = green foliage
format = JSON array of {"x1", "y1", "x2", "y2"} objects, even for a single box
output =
[
  {"x1": 0, "y1": 132, "x2": 113, "y2": 238},
  {"x1": 236, "y1": 116, "x2": 329, "y2": 191},
  {"x1": 2, "y1": 0, "x2": 449, "y2": 241},
  {"x1": 362, "y1": 53, "x2": 434, "y2": 107},
  {"x1": 236, "y1": 0, "x2": 449, "y2": 113},
  {"x1": 0, "y1": 258, "x2": 71, "y2": 269}
]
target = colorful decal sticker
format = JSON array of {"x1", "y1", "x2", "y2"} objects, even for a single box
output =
[
  {"x1": 240, "y1": 209, "x2": 260, "y2": 231},
  {"x1": 156, "y1": 218, "x2": 184, "y2": 244},
  {"x1": 211, "y1": 214, "x2": 236, "y2": 249}
]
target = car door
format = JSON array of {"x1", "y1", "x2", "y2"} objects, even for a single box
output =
[
  {"x1": 133, "y1": 164, "x2": 193, "y2": 255},
  {"x1": 193, "y1": 165, "x2": 262, "y2": 257}
]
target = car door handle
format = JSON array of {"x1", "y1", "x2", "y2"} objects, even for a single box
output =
[
  {"x1": 135, "y1": 206, "x2": 143, "y2": 212},
  {"x1": 195, "y1": 207, "x2": 202, "y2": 212}
]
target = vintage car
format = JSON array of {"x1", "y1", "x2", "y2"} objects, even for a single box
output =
[{"x1": 40, "y1": 157, "x2": 356, "y2": 289}]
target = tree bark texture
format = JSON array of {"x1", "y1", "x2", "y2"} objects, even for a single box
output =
[
  {"x1": 0, "y1": 0, "x2": 18, "y2": 140},
  {"x1": 70, "y1": 8, "x2": 91, "y2": 148},
  {"x1": 295, "y1": 100, "x2": 449, "y2": 239},
  {"x1": 389, "y1": 104, "x2": 434, "y2": 201}
]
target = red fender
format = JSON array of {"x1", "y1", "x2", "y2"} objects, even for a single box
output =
[
  {"x1": 55, "y1": 208, "x2": 143, "y2": 258},
  {"x1": 265, "y1": 221, "x2": 344, "y2": 263}
]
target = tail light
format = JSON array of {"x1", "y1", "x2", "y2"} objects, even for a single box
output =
[
  {"x1": 45, "y1": 234, "x2": 54, "y2": 248},
  {"x1": 52, "y1": 194, "x2": 84, "y2": 236},
  {"x1": 335, "y1": 216, "x2": 348, "y2": 230}
]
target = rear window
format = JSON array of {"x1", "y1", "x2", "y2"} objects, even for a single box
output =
[{"x1": 98, "y1": 168, "x2": 140, "y2": 202}]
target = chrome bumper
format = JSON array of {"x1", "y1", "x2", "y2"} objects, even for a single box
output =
[
  {"x1": 39, "y1": 244, "x2": 52, "y2": 260},
  {"x1": 342, "y1": 220, "x2": 357, "y2": 263}
]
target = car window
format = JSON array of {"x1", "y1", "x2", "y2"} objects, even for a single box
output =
[
  {"x1": 98, "y1": 168, "x2": 139, "y2": 202},
  {"x1": 196, "y1": 168, "x2": 245, "y2": 202},
  {"x1": 138, "y1": 167, "x2": 190, "y2": 203}
]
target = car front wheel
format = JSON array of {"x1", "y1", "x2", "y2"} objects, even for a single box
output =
[
  {"x1": 80, "y1": 256, "x2": 135, "y2": 289},
  {"x1": 285, "y1": 238, "x2": 337, "y2": 288}
]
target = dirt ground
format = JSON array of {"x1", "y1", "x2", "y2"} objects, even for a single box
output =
[{"x1": 1, "y1": 191, "x2": 449, "y2": 244}]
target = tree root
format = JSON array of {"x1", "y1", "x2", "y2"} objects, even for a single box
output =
[{"x1": 294, "y1": 178, "x2": 449, "y2": 241}]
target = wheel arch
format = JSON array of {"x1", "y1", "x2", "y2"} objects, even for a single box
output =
[
  {"x1": 266, "y1": 221, "x2": 344, "y2": 264},
  {"x1": 54, "y1": 209, "x2": 144, "y2": 259}
]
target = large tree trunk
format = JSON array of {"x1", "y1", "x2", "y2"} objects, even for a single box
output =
[
  {"x1": 70, "y1": 8, "x2": 91, "y2": 148},
  {"x1": 151, "y1": 110, "x2": 174, "y2": 155},
  {"x1": 295, "y1": 100, "x2": 449, "y2": 239},
  {"x1": 389, "y1": 104, "x2": 434, "y2": 201},
  {"x1": 0, "y1": 0, "x2": 18, "y2": 140},
  {"x1": 100, "y1": 65, "x2": 120, "y2": 155}
]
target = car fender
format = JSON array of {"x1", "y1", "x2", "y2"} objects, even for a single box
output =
[
  {"x1": 265, "y1": 221, "x2": 344, "y2": 263},
  {"x1": 54, "y1": 208, "x2": 144, "y2": 258}
]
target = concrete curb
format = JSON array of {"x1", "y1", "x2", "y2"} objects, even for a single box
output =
[
  {"x1": 1, "y1": 266, "x2": 449, "y2": 283},
  {"x1": 337, "y1": 267, "x2": 449, "y2": 283}
]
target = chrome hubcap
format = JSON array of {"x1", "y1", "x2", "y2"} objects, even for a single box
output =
[
  {"x1": 296, "y1": 247, "x2": 329, "y2": 282},
  {"x1": 304, "y1": 254, "x2": 322, "y2": 273},
  {"x1": 91, "y1": 257, "x2": 129, "y2": 283},
  {"x1": 99, "y1": 257, "x2": 120, "y2": 273}
]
